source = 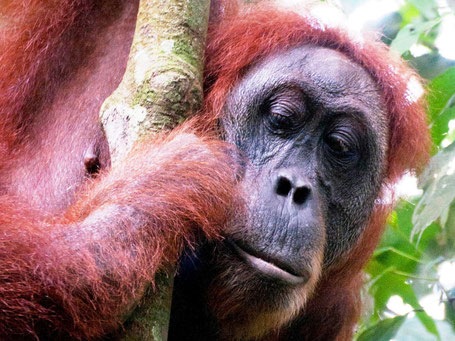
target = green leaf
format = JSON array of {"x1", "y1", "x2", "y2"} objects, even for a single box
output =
[
  {"x1": 382, "y1": 201, "x2": 437, "y2": 252},
  {"x1": 427, "y1": 67, "x2": 455, "y2": 146},
  {"x1": 356, "y1": 315, "x2": 407, "y2": 341},
  {"x1": 413, "y1": 142, "x2": 455, "y2": 238},
  {"x1": 400, "y1": 2, "x2": 422, "y2": 27},
  {"x1": 445, "y1": 204, "x2": 455, "y2": 245},
  {"x1": 446, "y1": 291, "x2": 455, "y2": 332},
  {"x1": 373, "y1": 247, "x2": 425, "y2": 264},
  {"x1": 391, "y1": 18, "x2": 442, "y2": 55},
  {"x1": 368, "y1": 271, "x2": 419, "y2": 314},
  {"x1": 394, "y1": 317, "x2": 454, "y2": 341},
  {"x1": 416, "y1": 310, "x2": 441, "y2": 340},
  {"x1": 408, "y1": 0, "x2": 438, "y2": 19},
  {"x1": 431, "y1": 107, "x2": 455, "y2": 147},
  {"x1": 370, "y1": 202, "x2": 438, "y2": 277}
]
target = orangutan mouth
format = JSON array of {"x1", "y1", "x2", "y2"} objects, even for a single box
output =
[{"x1": 228, "y1": 240, "x2": 308, "y2": 285}]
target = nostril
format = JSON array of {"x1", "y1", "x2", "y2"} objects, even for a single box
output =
[
  {"x1": 293, "y1": 186, "x2": 310, "y2": 205},
  {"x1": 275, "y1": 176, "x2": 292, "y2": 197}
]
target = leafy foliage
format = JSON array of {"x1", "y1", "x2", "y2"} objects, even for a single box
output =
[{"x1": 356, "y1": 315, "x2": 407, "y2": 341}]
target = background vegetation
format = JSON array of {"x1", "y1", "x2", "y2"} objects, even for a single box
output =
[{"x1": 338, "y1": 0, "x2": 455, "y2": 340}]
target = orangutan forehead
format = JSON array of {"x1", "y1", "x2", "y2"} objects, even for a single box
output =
[{"x1": 231, "y1": 44, "x2": 386, "y2": 122}]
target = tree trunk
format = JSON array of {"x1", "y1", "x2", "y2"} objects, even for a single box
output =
[{"x1": 99, "y1": 0, "x2": 211, "y2": 340}]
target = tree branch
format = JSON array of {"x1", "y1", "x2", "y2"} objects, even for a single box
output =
[{"x1": 99, "y1": 1, "x2": 211, "y2": 340}]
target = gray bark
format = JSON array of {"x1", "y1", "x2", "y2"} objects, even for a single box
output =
[{"x1": 99, "y1": 0, "x2": 211, "y2": 340}]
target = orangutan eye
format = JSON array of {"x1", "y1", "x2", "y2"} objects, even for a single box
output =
[
  {"x1": 263, "y1": 91, "x2": 306, "y2": 135},
  {"x1": 268, "y1": 109, "x2": 293, "y2": 128},
  {"x1": 326, "y1": 134, "x2": 351, "y2": 154},
  {"x1": 324, "y1": 127, "x2": 360, "y2": 166}
]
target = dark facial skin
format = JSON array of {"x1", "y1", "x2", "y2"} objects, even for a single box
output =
[{"x1": 170, "y1": 45, "x2": 389, "y2": 341}]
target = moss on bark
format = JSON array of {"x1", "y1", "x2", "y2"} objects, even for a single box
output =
[{"x1": 99, "y1": 1, "x2": 211, "y2": 340}]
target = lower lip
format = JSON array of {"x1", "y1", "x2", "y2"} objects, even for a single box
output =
[{"x1": 229, "y1": 242, "x2": 307, "y2": 285}]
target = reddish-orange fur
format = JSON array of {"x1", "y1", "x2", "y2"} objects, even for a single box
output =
[
  {"x1": 0, "y1": 1, "x2": 238, "y2": 339},
  {"x1": 0, "y1": 1, "x2": 98, "y2": 152},
  {"x1": 0, "y1": 129, "x2": 238, "y2": 339},
  {"x1": 0, "y1": 0, "x2": 430, "y2": 340}
]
